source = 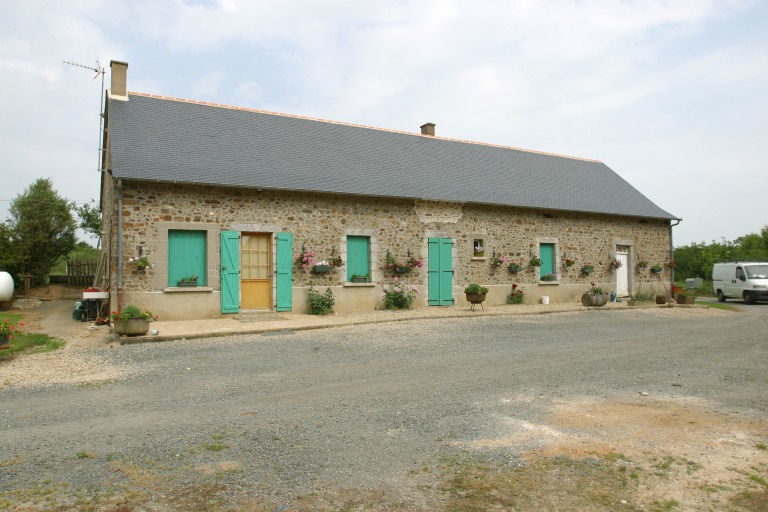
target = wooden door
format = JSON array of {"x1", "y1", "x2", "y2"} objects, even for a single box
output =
[{"x1": 241, "y1": 233, "x2": 271, "y2": 310}]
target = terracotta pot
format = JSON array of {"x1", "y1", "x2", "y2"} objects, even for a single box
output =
[
  {"x1": 465, "y1": 293, "x2": 487, "y2": 303},
  {"x1": 113, "y1": 318, "x2": 150, "y2": 336},
  {"x1": 655, "y1": 295, "x2": 667, "y2": 304}
]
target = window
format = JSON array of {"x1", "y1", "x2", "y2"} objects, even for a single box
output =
[
  {"x1": 539, "y1": 242, "x2": 556, "y2": 280},
  {"x1": 473, "y1": 239, "x2": 485, "y2": 258},
  {"x1": 168, "y1": 230, "x2": 207, "y2": 286},
  {"x1": 347, "y1": 236, "x2": 370, "y2": 281}
]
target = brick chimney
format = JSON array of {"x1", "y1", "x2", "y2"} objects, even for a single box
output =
[
  {"x1": 420, "y1": 122, "x2": 435, "y2": 137},
  {"x1": 109, "y1": 60, "x2": 129, "y2": 100}
]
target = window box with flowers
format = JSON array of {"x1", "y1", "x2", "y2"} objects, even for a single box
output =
[
  {"x1": 312, "y1": 261, "x2": 332, "y2": 274},
  {"x1": 386, "y1": 250, "x2": 422, "y2": 274},
  {"x1": 508, "y1": 261, "x2": 524, "y2": 273},
  {"x1": 540, "y1": 272, "x2": 557, "y2": 282},
  {"x1": 581, "y1": 263, "x2": 595, "y2": 275},
  {"x1": 177, "y1": 275, "x2": 199, "y2": 287}
]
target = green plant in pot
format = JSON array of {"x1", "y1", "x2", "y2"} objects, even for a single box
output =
[
  {"x1": 351, "y1": 273, "x2": 369, "y2": 283},
  {"x1": 178, "y1": 274, "x2": 199, "y2": 287},
  {"x1": 111, "y1": 305, "x2": 156, "y2": 336}
]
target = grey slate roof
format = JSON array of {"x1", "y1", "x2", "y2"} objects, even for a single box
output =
[{"x1": 107, "y1": 93, "x2": 677, "y2": 220}]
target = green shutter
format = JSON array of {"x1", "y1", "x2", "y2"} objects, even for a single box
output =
[
  {"x1": 169, "y1": 230, "x2": 206, "y2": 286},
  {"x1": 347, "y1": 236, "x2": 370, "y2": 280},
  {"x1": 220, "y1": 230, "x2": 240, "y2": 314},
  {"x1": 540, "y1": 243, "x2": 554, "y2": 278},
  {"x1": 428, "y1": 238, "x2": 453, "y2": 305},
  {"x1": 275, "y1": 232, "x2": 293, "y2": 311}
]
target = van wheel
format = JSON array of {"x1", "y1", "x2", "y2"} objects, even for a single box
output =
[
  {"x1": 716, "y1": 290, "x2": 726, "y2": 302},
  {"x1": 743, "y1": 292, "x2": 754, "y2": 305}
]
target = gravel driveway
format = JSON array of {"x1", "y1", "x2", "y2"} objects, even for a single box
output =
[{"x1": 1, "y1": 303, "x2": 767, "y2": 510}]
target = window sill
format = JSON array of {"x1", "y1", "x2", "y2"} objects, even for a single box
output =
[
  {"x1": 538, "y1": 281, "x2": 559, "y2": 285},
  {"x1": 471, "y1": 257, "x2": 487, "y2": 262},
  {"x1": 343, "y1": 282, "x2": 376, "y2": 287},
  {"x1": 163, "y1": 286, "x2": 214, "y2": 293}
]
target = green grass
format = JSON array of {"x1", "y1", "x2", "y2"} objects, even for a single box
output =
[
  {"x1": 696, "y1": 301, "x2": 738, "y2": 311},
  {"x1": 1, "y1": 313, "x2": 65, "y2": 361}
]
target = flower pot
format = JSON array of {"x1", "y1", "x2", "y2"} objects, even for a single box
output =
[
  {"x1": 508, "y1": 266, "x2": 522, "y2": 273},
  {"x1": 651, "y1": 268, "x2": 662, "y2": 274},
  {"x1": 113, "y1": 318, "x2": 149, "y2": 336},
  {"x1": 655, "y1": 295, "x2": 667, "y2": 304},
  {"x1": 393, "y1": 268, "x2": 411, "y2": 274},
  {"x1": 178, "y1": 280, "x2": 198, "y2": 287},
  {"x1": 465, "y1": 293, "x2": 486, "y2": 303},
  {"x1": 581, "y1": 293, "x2": 607, "y2": 307},
  {"x1": 351, "y1": 277, "x2": 368, "y2": 283},
  {"x1": 312, "y1": 265, "x2": 331, "y2": 274},
  {"x1": 581, "y1": 267, "x2": 594, "y2": 275},
  {"x1": 0, "y1": 333, "x2": 10, "y2": 347}
]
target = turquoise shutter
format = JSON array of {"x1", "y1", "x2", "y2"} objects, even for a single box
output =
[
  {"x1": 169, "y1": 230, "x2": 207, "y2": 286},
  {"x1": 275, "y1": 232, "x2": 293, "y2": 311},
  {"x1": 428, "y1": 238, "x2": 453, "y2": 305},
  {"x1": 540, "y1": 243, "x2": 554, "y2": 278},
  {"x1": 347, "y1": 236, "x2": 370, "y2": 280},
  {"x1": 220, "y1": 231, "x2": 240, "y2": 313}
]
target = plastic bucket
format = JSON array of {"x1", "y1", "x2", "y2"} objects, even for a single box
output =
[{"x1": 541, "y1": 296, "x2": 550, "y2": 305}]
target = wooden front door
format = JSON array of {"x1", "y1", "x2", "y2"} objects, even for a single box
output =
[{"x1": 241, "y1": 233, "x2": 271, "y2": 310}]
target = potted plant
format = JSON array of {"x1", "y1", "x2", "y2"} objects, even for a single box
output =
[
  {"x1": 581, "y1": 285, "x2": 608, "y2": 307},
  {"x1": 178, "y1": 275, "x2": 199, "y2": 287},
  {"x1": 608, "y1": 257, "x2": 623, "y2": 271},
  {"x1": 382, "y1": 278, "x2": 419, "y2": 310},
  {"x1": 508, "y1": 261, "x2": 524, "y2": 273},
  {"x1": 295, "y1": 247, "x2": 316, "y2": 269},
  {"x1": 464, "y1": 283, "x2": 489, "y2": 310},
  {"x1": 312, "y1": 260, "x2": 331, "y2": 273},
  {"x1": 351, "y1": 273, "x2": 369, "y2": 283},
  {"x1": 506, "y1": 283, "x2": 525, "y2": 304},
  {"x1": 329, "y1": 256, "x2": 344, "y2": 268},
  {"x1": 563, "y1": 258, "x2": 575, "y2": 268},
  {"x1": 650, "y1": 264, "x2": 663, "y2": 274},
  {"x1": 490, "y1": 255, "x2": 507, "y2": 268},
  {"x1": 0, "y1": 318, "x2": 24, "y2": 348},
  {"x1": 637, "y1": 260, "x2": 649, "y2": 270},
  {"x1": 529, "y1": 257, "x2": 542, "y2": 267},
  {"x1": 581, "y1": 263, "x2": 594, "y2": 275},
  {"x1": 540, "y1": 272, "x2": 557, "y2": 282},
  {"x1": 111, "y1": 305, "x2": 156, "y2": 336},
  {"x1": 386, "y1": 250, "x2": 421, "y2": 273},
  {"x1": 129, "y1": 255, "x2": 151, "y2": 270}
]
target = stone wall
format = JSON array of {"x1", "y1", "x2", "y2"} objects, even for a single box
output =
[{"x1": 103, "y1": 177, "x2": 673, "y2": 319}]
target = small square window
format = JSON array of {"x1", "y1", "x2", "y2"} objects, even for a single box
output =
[{"x1": 473, "y1": 239, "x2": 485, "y2": 258}]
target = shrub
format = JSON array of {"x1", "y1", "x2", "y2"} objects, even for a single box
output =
[
  {"x1": 464, "y1": 283, "x2": 489, "y2": 294},
  {"x1": 507, "y1": 283, "x2": 525, "y2": 304},
  {"x1": 307, "y1": 286, "x2": 335, "y2": 315},
  {"x1": 382, "y1": 279, "x2": 418, "y2": 310}
]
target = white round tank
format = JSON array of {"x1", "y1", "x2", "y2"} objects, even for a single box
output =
[{"x1": 0, "y1": 272, "x2": 13, "y2": 301}]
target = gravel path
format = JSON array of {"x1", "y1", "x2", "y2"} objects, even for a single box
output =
[{"x1": 1, "y1": 302, "x2": 767, "y2": 510}]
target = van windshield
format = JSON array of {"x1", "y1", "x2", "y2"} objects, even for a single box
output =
[{"x1": 745, "y1": 265, "x2": 768, "y2": 279}]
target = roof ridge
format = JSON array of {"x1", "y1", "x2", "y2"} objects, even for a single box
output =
[{"x1": 126, "y1": 91, "x2": 603, "y2": 163}]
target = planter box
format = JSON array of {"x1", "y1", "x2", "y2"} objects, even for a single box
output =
[
  {"x1": 581, "y1": 267, "x2": 594, "y2": 275},
  {"x1": 312, "y1": 265, "x2": 331, "y2": 274},
  {"x1": 113, "y1": 318, "x2": 149, "y2": 336},
  {"x1": 393, "y1": 268, "x2": 411, "y2": 274},
  {"x1": 508, "y1": 266, "x2": 523, "y2": 273},
  {"x1": 178, "y1": 280, "x2": 198, "y2": 287},
  {"x1": 581, "y1": 293, "x2": 608, "y2": 307},
  {"x1": 351, "y1": 277, "x2": 369, "y2": 283}
]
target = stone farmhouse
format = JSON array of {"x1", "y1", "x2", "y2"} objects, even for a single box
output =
[{"x1": 100, "y1": 61, "x2": 679, "y2": 320}]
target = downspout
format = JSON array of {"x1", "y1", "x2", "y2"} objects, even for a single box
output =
[
  {"x1": 117, "y1": 179, "x2": 124, "y2": 311},
  {"x1": 669, "y1": 218, "x2": 682, "y2": 284}
]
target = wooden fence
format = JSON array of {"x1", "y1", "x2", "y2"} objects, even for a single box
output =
[{"x1": 64, "y1": 259, "x2": 97, "y2": 285}]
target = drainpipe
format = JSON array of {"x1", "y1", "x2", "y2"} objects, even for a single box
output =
[
  {"x1": 669, "y1": 218, "x2": 682, "y2": 285},
  {"x1": 117, "y1": 179, "x2": 124, "y2": 311}
]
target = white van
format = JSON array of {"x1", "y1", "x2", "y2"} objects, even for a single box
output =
[{"x1": 712, "y1": 262, "x2": 768, "y2": 304}]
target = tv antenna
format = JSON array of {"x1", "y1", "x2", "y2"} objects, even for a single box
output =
[{"x1": 63, "y1": 59, "x2": 106, "y2": 172}]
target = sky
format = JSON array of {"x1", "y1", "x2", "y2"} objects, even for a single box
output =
[{"x1": 1, "y1": 0, "x2": 766, "y2": 247}]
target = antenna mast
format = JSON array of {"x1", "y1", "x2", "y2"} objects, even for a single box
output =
[{"x1": 63, "y1": 59, "x2": 106, "y2": 172}]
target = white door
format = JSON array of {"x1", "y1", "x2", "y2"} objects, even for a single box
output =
[{"x1": 616, "y1": 252, "x2": 629, "y2": 297}]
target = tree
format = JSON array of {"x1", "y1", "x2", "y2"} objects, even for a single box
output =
[
  {"x1": 7, "y1": 178, "x2": 76, "y2": 285},
  {"x1": 75, "y1": 200, "x2": 102, "y2": 244}
]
